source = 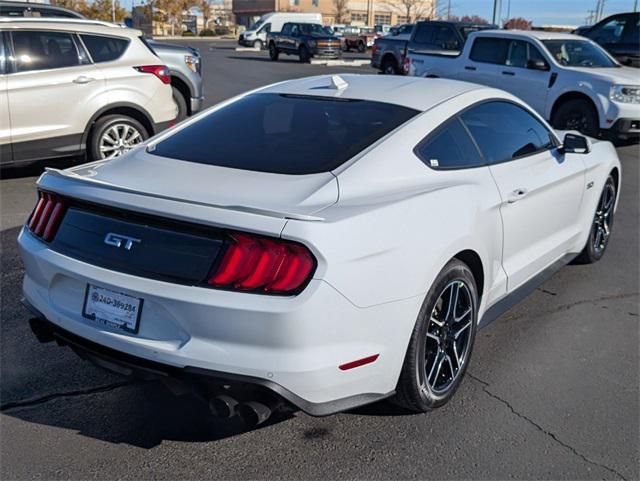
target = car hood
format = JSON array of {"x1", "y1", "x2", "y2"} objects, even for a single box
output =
[
  {"x1": 63, "y1": 148, "x2": 339, "y2": 220},
  {"x1": 564, "y1": 66, "x2": 640, "y2": 84}
]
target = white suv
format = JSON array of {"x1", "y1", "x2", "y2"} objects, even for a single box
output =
[{"x1": 0, "y1": 18, "x2": 177, "y2": 166}]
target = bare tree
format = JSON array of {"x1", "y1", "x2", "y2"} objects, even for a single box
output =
[
  {"x1": 385, "y1": 0, "x2": 439, "y2": 22},
  {"x1": 460, "y1": 14, "x2": 489, "y2": 24},
  {"x1": 503, "y1": 17, "x2": 532, "y2": 29},
  {"x1": 333, "y1": 0, "x2": 349, "y2": 24}
]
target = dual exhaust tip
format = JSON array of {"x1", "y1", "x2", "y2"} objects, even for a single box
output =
[{"x1": 209, "y1": 394, "x2": 277, "y2": 426}]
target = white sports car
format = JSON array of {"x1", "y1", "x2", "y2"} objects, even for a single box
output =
[{"x1": 19, "y1": 75, "x2": 621, "y2": 425}]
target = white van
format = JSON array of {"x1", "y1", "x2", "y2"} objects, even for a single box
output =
[{"x1": 238, "y1": 12, "x2": 323, "y2": 49}]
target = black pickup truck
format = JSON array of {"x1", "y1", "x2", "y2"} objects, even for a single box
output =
[
  {"x1": 372, "y1": 21, "x2": 495, "y2": 74},
  {"x1": 268, "y1": 22, "x2": 342, "y2": 62}
]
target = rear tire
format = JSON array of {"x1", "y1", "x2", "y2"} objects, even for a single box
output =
[
  {"x1": 381, "y1": 57, "x2": 399, "y2": 75},
  {"x1": 393, "y1": 259, "x2": 478, "y2": 412},
  {"x1": 269, "y1": 43, "x2": 279, "y2": 61},
  {"x1": 551, "y1": 99, "x2": 599, "y2": 137},
  {"x1": 574, "y1": 175, "x2": 617, "y2": 264},
  {"x1": 357, "y1": 41, "x2": 366, "y2": 53},
  {"x1": 298, "y1": 45, "x2": 310, "y2": 63},
  {"x1": 89, "y1": 115, "x2": 148, "y2": 161}
]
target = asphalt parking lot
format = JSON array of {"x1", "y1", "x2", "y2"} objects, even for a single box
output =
[{"x1": 0, "y1": 39, "x2": 638, "y2": 480}]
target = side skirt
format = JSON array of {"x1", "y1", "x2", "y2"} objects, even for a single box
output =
[{"x1": 478, "y1": 253, "x2": 578, "y2": 329}]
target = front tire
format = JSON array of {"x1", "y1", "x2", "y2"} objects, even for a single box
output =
[
  {"x1": 381, "y1": 57, "x2": 399, "y2": 75},
  {"x1": 394, "y1": 259, "x2": 478, "y2": 412},
  {"x1": 552, "y1": 99, "x2": 599, "y2": 137},
  {"x1": 298, "y1": 45, "x2": 310, "y2": 63},
  {"x1": 357, "y1": 41, "x2": 366, "y2": 53},
  {"x1": 172, "y1": 86, "x2": 188, "y2": 122},
  {"x1": 253, "y1": 39, "x2": 263, "y2": 50},
  {"x1": 574, "y1": 175, "x2": 617, "y2": 264},
  {"x1": 89, "y1": 115, "x2": 148, "y2": 161},
  {"x1": 269, "y1": 43, "x2": 279, "y2": 61}
]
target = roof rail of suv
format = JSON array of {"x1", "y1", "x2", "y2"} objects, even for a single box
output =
[{"x1": 0, "y1": 17, "x2": 125, "y2": 28}]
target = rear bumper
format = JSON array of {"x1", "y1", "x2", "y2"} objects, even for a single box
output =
[{"x1": 19, "y1": 227, "x2": 419, "y2": 415}]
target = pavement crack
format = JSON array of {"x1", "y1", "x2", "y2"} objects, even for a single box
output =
[
  {"x1": 0, "y1": 381, "x2": 133, "y2": 412},
  {"x1": 468, "y1": 373, "x2": 629, "y2": 481}
]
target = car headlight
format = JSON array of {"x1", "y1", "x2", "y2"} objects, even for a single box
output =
[
  {"x1": 184, "y1": 55, "x2": 200, "y2": 73},
  {"x1": 610, "y1": 84, "x2": 640, "y2": 104}
]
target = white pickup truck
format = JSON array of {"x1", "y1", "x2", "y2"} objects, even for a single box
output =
[{"x1": 406, "y1": 29, "x2": 640, "y2": 140}]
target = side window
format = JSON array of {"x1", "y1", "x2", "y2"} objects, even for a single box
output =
[
  {"x1": 461, "y1": 101, "x2": 555, "y2": 163},
  {"x1": 291, "y1": 24, "x2": 299, "y2": 36},
  {"x1": 12, "y1": 30, "x2": 81, "y2": 72},
  {"x1": 415, "y1": 117, "x2": 484, "y2": 170},
  {"x1": 80, "y1": 34, "x2": 129, "y2": 63},
  {"x1": 528, "y1": 43, "x2": 547, "y2": 64},
  {"x1": 281, "y1": 23, "x2": 291, "y2": 36},
  {"x1": 620, "y1": 15, "x2": 639, "y2": 43},
  {"x1": 505, "y1": 40, "x2": 528, "y2": 67},
  {"x1": 413, "y1": 23, "x2": 435, "y2": 45},
  {"x1": 469, "y1": 37, "x2": 509, "y2": 64}
]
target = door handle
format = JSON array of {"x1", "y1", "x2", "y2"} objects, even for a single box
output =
[
  {"x1": 73, "y1": 76, "x2": 95, "y2": 84},
  {"x1": 502, "y1": 71, "x2": 515, "y2": 76},
  {"x1": 464, "y1": 66, "x2": 476, "y2": 71},
  {"x1": 507, "y1": 188, "x2": 528, "y2": 203}
]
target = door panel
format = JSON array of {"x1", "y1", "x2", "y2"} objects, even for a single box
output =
[
  {"x1": 7, "y1": 30, "x2": 105, "y2": 161},
  {"x1": 461, "y1": 100, "x2": 586, "y2": 292},
  {"x1": 489, "y1": 150, "x2": 585, "y2": 290}
]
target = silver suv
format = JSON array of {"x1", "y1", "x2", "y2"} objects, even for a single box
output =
[{"x1": 0, "y1": 18, "x2": 177, "y2": 166}]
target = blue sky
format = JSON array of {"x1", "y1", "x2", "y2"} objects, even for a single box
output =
[
  {"x1": 120, "y1": 0, "x2": 637, "y2": 27},
  {"x1": 440, "y1": 0, "x2": 636, "y2": 26}
]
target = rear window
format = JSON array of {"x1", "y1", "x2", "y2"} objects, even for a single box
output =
[
  {"x1": 150, "y1": 93, "x2": 419, "y2": 175},
  {"x1": 80, "y1": 34, "x2": 129, "y2": 62}
]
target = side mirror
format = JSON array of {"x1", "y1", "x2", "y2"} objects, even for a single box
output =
[
  {"x1": 562, "y1": 133, "x2": 591, "y2": 154},
  {"x1": 527, "y1": 59, "x2": 550, "y2": 71}
]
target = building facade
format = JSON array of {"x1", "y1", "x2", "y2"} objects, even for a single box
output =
[{"x1": 233, "y1": 0, "x2": 435, "y2": 28}]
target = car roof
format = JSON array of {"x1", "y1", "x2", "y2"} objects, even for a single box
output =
[
  {"x1": 0, "y1": 17, "x2": 141, "y2": 37},
  {"x1": 258, "y1": 74, "x2": 487, "y2": 111},
  {"x1": 474, "y1": 29, "x2": 581, "y2": 41}
]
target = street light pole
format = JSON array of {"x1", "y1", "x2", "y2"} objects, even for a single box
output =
[
  {"x1": 112, "y1": 0, "x2": 116, "y2": 22},
  {"x1": 492, "y1": 0, "x2": 502, "y2": 26}
]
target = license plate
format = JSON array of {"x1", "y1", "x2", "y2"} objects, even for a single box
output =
[{"x1": 82, "y1": 284, "x2": 143, "y2": 333}]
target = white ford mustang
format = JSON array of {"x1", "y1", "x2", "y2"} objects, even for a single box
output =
[{"x1": 19, "y1": 75, "x2": 621, "y2": 424}]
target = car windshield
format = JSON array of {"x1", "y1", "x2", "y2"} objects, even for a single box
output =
[
  {"x1": 542, "y1": 39, "x2": 619, "y2": 67},
  {"x1": 299, "y1": 23, "x2": 327, "y2": 35},
  {"x1": 150, "y1": 93, "x2": 418, "y2": 175},
  {"x1": 248, "y1": 19, "x2": 264, "y2": 31}
]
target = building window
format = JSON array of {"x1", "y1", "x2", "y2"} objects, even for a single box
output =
[
  {"x1": 374, "y1": 13, "x2": 391, "y2": 24},
  {"x1": 397, "y1": 16, "x2": 408, "y2": 24},
  {"x1": 351, "y1": 11, "x2": 368, "y2": 23},
  {"x1": 312, "y1": 0, "x2": 318, "y2": 6},
  {"x1": 290, "y1": 0, "x2": 299, "y2": 6}
]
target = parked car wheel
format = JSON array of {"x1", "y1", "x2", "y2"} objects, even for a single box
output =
[
  {"x1": 574, "y1": 175, "x2": 617, "y2": 264},
  {"x1": 172, "y1": 86, "x2": 188, "y2": 122},
  {"x1": 393, "y1": 259, "x2": 478, "y2": 412},
  {"x1": 90, "y1": 115, "x2": 149, "y2": 161},
  {"x1": 298, "y1": 45, "x2": 311, "y2": 63},
  {"x1": 357, "y1": 41, "x2": 366, "y2": 53},
  {"x1": 552, "y1": 98, "x2": 599, "y2": 137},
  {"x1": 253, "y1": 39, "x2": 263, "y2": 50},
  {"x1": 269, "y1": 43, "x2": 279, "y2": 61},
  {"x1": 381, "y1": 57, "x2": 399, "y2": 75}
]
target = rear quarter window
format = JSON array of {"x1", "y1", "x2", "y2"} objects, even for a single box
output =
[
  {"x1": 149, "y1": 93, "x2": 419, "y2": 175},
  {"x1": 469, "y1": 37, "x2": 509, "y2": 64},
  {"x1": 81, "y1": 34, "x2": 130, "y2": 62}
]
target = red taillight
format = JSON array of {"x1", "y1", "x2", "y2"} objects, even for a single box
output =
[
  {"x1": 339, "y1": 354, "x2": 379, "y2": 371},
  {"x1": 27, "y1": 191, "x2": 67, "y2": 242},
  {"x1": 209, "y1": 233, "x2": 315, "y2": 294},
  {"x1": 402, "y1": 57, "x2": 410, "y2": 76},
  {"x1": 371, "y1": 43, "x2": 379, "y2": 56},
  {"x1": 134, "y1": 65, "x2": 171, "y2": 84}
]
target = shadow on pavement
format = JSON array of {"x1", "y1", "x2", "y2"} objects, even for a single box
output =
[{"x1": 0, "y1": 157, "x2": 79, "y2": 180}]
